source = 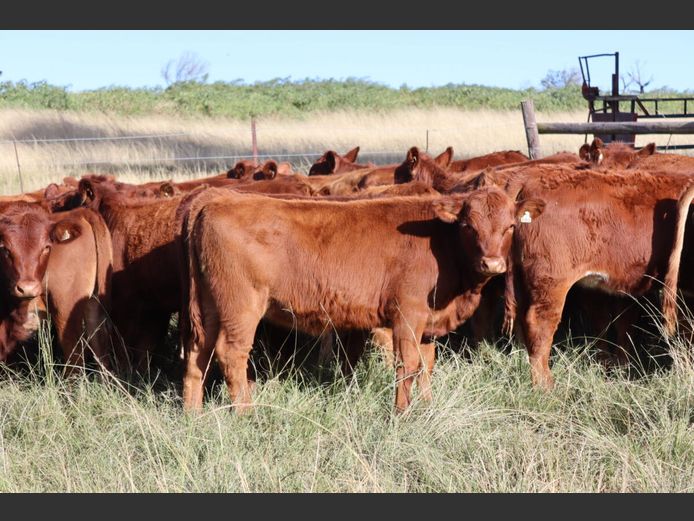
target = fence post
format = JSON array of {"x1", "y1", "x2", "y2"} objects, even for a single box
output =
[
  {"x1": 521, "y1": 100, "x2": 541, "y2": 160},
  {"x1": 425, "y1": 129, "x2": 429, "y2": 152},
  {"x1": 13, "y1": 141, "x2": 24, "y2": 194},
  {"x1": 251, "y1": 117, "x2": 258, "y2": 165}
]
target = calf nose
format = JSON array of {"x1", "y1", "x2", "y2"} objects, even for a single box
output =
[
  {"x1": 14, "y1": 280, "x2": 41, "y2": 299},
  {"x1": 479, "y1": 257, "x2": 506, "y2": 275}
]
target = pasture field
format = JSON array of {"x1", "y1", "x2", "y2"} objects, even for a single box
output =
[
  {"x1": 1, "y1": 327, "x2": 693, "y2": 493},
  {"x1": 0, "y1": 107, "x2": 693, "y2": 492},
  {"x1": 2, "y1": 107, "x2": 694, "y2": 196}
]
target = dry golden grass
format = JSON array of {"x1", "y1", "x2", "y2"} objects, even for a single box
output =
[{"x1": 1, "y1": 107, "x2": 693, "y2": 195}]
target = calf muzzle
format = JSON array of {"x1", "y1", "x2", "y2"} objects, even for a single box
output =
[
  {"x1": 13, "y1": 280, "x2": 42, "y2": 300},
  {"x1": 478, "y1": 257, "x2": 506, "y2": 276}
]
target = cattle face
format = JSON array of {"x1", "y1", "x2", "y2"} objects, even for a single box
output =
[
  {"x1": 0, "y1": 204, "x2": 80, "y2": 300},
  {"x1": 432, "y1": 188, "x2": 545, "y2": 277}
]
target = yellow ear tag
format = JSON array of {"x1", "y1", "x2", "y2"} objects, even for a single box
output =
[{"x1": 520, "y1": 211, "x2": 532, "y2": 224}]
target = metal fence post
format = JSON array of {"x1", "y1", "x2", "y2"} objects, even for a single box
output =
[
  {"x1": 13, "y1": 141, "x2": 24, "y2": 193},
  {"x1": 251, "y1": 117, "x2": 258, "y2": 165}
]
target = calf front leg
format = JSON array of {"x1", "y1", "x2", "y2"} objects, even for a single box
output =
[
  {"x1": 521, "y1": 283, "x2": 571, "y2": 390},
  {"x1": 416, "y1": 341, "x2": 436, "y2": 402},
  {"x1": 391, "y1": 313, "x2": 426, "y2": 412}
]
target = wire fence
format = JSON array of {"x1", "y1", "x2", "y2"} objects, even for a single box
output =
[{"x1": 0, "y1": 124, "x2": 443, "y2": 192}]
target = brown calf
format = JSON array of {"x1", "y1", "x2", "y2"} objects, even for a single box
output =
[
  {"x1": 67, "y1": 178, "x2": 191, "y2": 369},
  {"x1": 179, "y1": 188, "x2": 544, "y2": 413},
  {"x1": 0, "y1": 202, "x2": 112, "y2": 370},
  {"x1": 503, "y1": 167, "x2": 694, "y2": 389}
]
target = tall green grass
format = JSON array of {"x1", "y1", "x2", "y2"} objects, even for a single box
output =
[
  {"x1": 6, "y1": 79, "x2": 690, "y2": 119},
  {"x1": 1, "y1": 323, "x2": 692, "y2": 492}
]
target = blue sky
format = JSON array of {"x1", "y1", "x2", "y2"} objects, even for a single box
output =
[{"x1": 1, "y1": 30, "x2": 692, "y2": 92}]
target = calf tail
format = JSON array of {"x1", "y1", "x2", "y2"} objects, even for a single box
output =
[
  {"x1": 80, "y1": 208, "x2": 113, "y2": 308},
  {"x1": 662, "y1": 182, "x2": 694, "y2": 337},
  {"x1": 177, "y1": 189, "x2": 214, "y2": 359},
  {"x1": 77, "y1": 208, "x2": 115, "y2": 369},
  {"x1": 502, "y1": 252, "x2": 517, "y2": 338}
]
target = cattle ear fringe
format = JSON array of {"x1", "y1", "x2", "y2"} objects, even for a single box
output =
[
  {"x1": 344, "y1": 146, "x2": 360, "y2": 163},
  {"x1": 51, "y1": 220, "x2": 82, "y2": 244},
  {"x1": 263, "y1": 161, "x2": 278, "y2": 180},
  {"x1": 325, "y1": 151, "x2": 338, "y2": 172},
  {"x1": 434, "y1": 146, "x2": 454, "y2": 169},
  {"x1": 43, "y1": 183, "x2": 61, "y2": 200},
  {"x1": 78, "y1": 179, "x2": 96, "y2": 203},
  {"x1": 432, "y1": 198, "x2": 463, "y2": 224},
  {"x1": 589, "y1": 138, "x2": 605, "y2": 164},
  {"x1": 639, "y1": 143, "x2": 657, "y2": 157},
  {"x1": 516, "y1": 198, "x2": 546, "y2": 222},
  {"x1": 473, "y1": 170, "x2": 494, "y2": 189},
  {"x1": 406, "y1": 146, "x2": 420, "y2": 167},
  {"x1": 160, "y1": 183, "x2": 176, "y2": 197},
  {"x1": 227, "y1": 162, "x2": 245, "y2": 179},
  {"x1": 578, "y1": 143, "x2": 591, "y2": 161}
]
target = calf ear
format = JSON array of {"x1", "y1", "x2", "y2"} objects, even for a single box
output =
[
  {"x1": 516, "y1": 198, "x2": 546, "y2": 223},
  {"x1": 44, "y1": 183, "x2": 61, "y2": 200},
  {"x1": 434, "y1": 146, "x2": 454, "y2": 169},
  {"x1": 51, "y1": 219, "x2": 82, "y2": 244},
  {"x1": 343, "y1": 146, "x2": 360, "y2": 163},
  {"x1": 406, "y1": 146, "x2": 420, "y2": 168},
  {"x1": 262, "y1": 161, "x2": 278, "y2": 180},
  {"x1": 325, "y1": 151, "x2": 337, "y2": 173},
  {"x1": 159, "y1": 182, "x2": 176, "y2": 197},
  {"x1": 227, "y1": 162, "x2": 245, "y2": 179},
  {"x1": 432, "y1": 198, "x2": 463, "y2": 224},
  {"x1": 638, "y1": 142, "x2": 656, "y2": 157},
  {"x1": 470, "y1": 169, "x2": 494, "y2": 189},
  {"x1": 589, "y1": 138, "x2": 604, "y2": 164},
  {"x1": 277, "y1": 162, "x2": 293, "y2": 176},
  {"x1": 578, "y1": 143, "x2": 591, "y2": 161},
  {"x1": 78, "y1": 179, "x2": 96, "y2": 204}
]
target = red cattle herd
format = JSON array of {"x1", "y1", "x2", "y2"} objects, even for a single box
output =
[{"x1": 2, "y1": 140, "x2": 694, "y2": 414}]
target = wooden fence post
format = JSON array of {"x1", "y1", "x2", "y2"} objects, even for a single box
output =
[
  {"x1": 521, "y1": 100, "x2": 541, "y2": 160},
  {"x1": 251, "y1": 117, "x2": 258, "y2": 165}
]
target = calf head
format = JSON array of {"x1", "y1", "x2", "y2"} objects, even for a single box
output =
[
  {"x1": 308, "y1": 147, "x2": 361, "y2": 176},
  {"x1": 395, "y1": 146, "x2": 455, "y2": 185},
  {"x1": 579, "y1": 138, "x2": 656, "y2": 168},
  {"x1": 0, "y1": 204, "x2": 82, "y2": 301},
  {"x1": 432, "y1": 187, "x2": 545, "y2": 277}
]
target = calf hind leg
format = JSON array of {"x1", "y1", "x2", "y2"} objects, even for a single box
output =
[{"x1": 215, "y1": 311, "x2": 265, "y2": 415}]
